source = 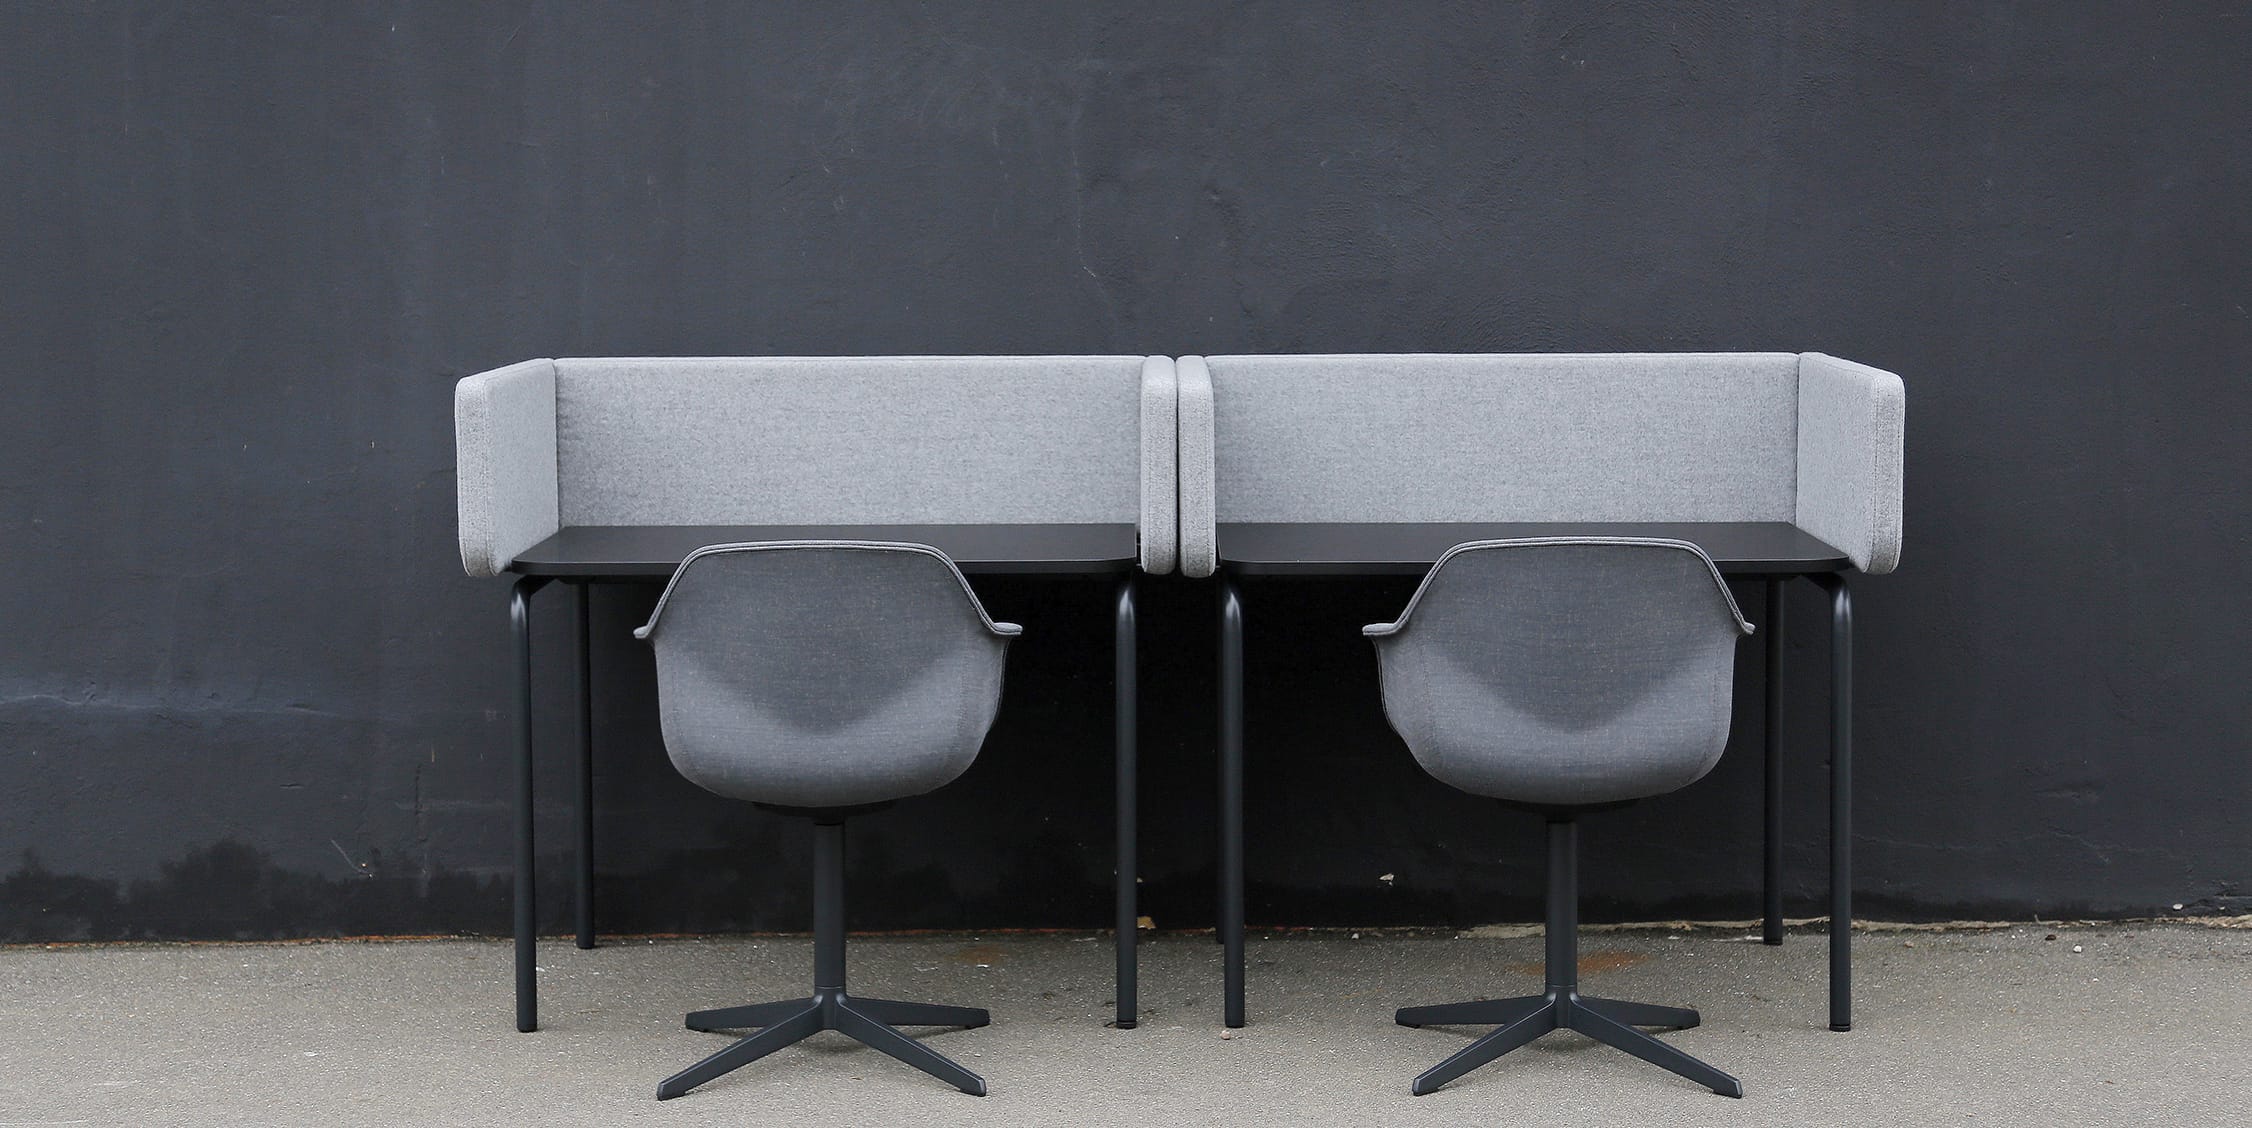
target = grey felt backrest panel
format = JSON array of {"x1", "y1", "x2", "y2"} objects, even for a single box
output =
[
  {"x1": 634, "y1": 541, "x2": 1016, "y2": 810},
  {"x1": 454, "y1": 358, "x2": 559, "y2": 578},
  {"x1": 550, "y1": 355, "x2": 1174, "y2": 571},
  {"x1": 1207, "y1": 353, "x2": 1801, "y2": 523},
  {"x1": 1365, "y1": 538, "x2": 1752, "y2": 808},
  {"x1": 1797, "y1": 353, "x2": 1905, "y2": 574}
]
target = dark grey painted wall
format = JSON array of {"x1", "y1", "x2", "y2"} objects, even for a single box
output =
[{"x1": 3, "y1": 1, "x2": 2246, "y2": 941}]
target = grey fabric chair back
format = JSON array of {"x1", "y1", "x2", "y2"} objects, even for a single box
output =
[
  {"x1": 634, "y1": 542, "x2": 1020, "y2": 810},
  {"x1": 1365, "y1": 538, "x2": 1754, "y2": 808}
]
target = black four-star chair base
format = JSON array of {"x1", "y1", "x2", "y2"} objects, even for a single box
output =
[
  {"x1": 1397, "y1": 989, "x2": 1738, "y2": 1097},
  {"x1": 655, "y1": 814, "x2": 991, "y2": 1101},
  {"x1": 1396, "y1": 816, "x2": 1743, "y2": 1099},
  {"x1": 659, "y1": 986, "x2": 989, "y2": 1099}
]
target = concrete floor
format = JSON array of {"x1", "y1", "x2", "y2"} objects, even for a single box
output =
[{"x1": 2, "y1": 924, "x2": 2246, "y2": 1126}]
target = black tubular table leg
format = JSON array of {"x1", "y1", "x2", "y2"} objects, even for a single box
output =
[
  {"x1": 511, "y1": 574, "x2": 551, "y2": 1033},
  {"x1": 1820, "y1": 572, "x2": 1854, "y2": 1031},
  {"x1": 1764, "y1": 578, "x2": 1785, "y2": 946},
  {"x1": 575, "y1": 582, "x2": 596, "y2": 951},
  {"x1": 1219, "y1": 577, "x2": 1246, "y2": 1028},
  {"x1": 1114, "y1": 575, "x2": 1139, "y2": 1029}
]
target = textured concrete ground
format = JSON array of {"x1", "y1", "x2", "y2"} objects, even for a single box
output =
[{"x1": 2, "y1": 924, "x2": 2246, "y2": 1126}]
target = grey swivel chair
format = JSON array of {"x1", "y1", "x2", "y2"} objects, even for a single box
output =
[
  {"x1": 634, "y1": 541, "x2": 1019, "y2": 1100},
  {"x1": 1366, "y1": 538, "x2": 1754, "y2": 1098}
]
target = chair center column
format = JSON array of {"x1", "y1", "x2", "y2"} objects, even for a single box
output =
[{"x1": 814, "y1": 819, "x2": 847, "y2": 993}]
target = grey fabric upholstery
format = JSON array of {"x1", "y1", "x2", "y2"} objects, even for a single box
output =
[
  {"x1": 1176, "y1": 352, "x2": 1905, "y2": 578},
  {"x1": 1176, "y1": 356, "x2": 1218, "y2": 578},
  {"x1": 1797, "y1": 352, "x2": 1906, "y2": 574},
  {"x1": 1366, "y1": 538, "x2": 1753, "y2": 808},
  {"x1": 634, "y1": 542, "x2": 1018, "y2": 810},
  {"x1": 453, "y1": 358, "x2": 560, "y2": 578},
  {"x1": 1137, "y1": 355, "x2": 1181, "y2": 574},
  {"x1": 1208, "y1": 352, "x2": 1801, "y2": 521},
  {"x1": 454, "y1": 355, "x2": 1177, "y2": 576},
  {"x1": 556, "y1": 356, "x2": 1171, "y2": 569}
]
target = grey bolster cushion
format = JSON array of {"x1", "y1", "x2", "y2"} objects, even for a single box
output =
[
  {"x1": 1795, "y1": 353, "x2": 1906, "y2": 574},
  {"x1": 454, "y1": 359, "x2": 560, "y2": 578},
  {"x1": 1176, "y1": 355, "x2": 1218, "y2": 578}
]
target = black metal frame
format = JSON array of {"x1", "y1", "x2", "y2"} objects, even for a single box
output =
[
  {"x1": 1763, "y1": 579, "x2": 1785, "y2": 946},
  {"x1": 1215, "y1": 569, "x2": 1855, "y2": 1033},
  {"x1": 508, "y1": 575, "x2": 600, "y2": 1035},
  {"x1": 1814, "y1": 571, "x2": 1853, "y2": 1031},
  {"x1": 506, "y1": 566, "x2": 1142, "y2": 1034},
  {"x1": 510, "y1": 575, "x2": 546, "y2": 1034},
  {"x1": 1397, "y1": 816, "x2": 1742, "y2": 1098},
  {"x1": 1113, "y1": 575, "x2": 1139, "y2": 1028},
  {"x1": 574, "y1": 582, "x2": 596, "y2": 952},
  {"x1": 657, "y1": 814, "x2": 990, "y2": 1100},
  {"x1": 1218, "y1": 580, "x2": 1246, "y2": 1030}
]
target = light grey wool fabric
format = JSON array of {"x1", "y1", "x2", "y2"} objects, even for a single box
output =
[
  {"x1": 1175, "y1": 356, "x2": 1219, "y2": 578},
  {"x1": 1176, "y1": 352, "x2": 1905, "y2": 577},
  {"x1": 455, "y1": 351, "x2": 1901, "y2": 579},
  {"x1": 1178, "y1": 352, "x2": 1800, "y2": 577},
  {"x1": 1365, "y1": 538, "x2": 1753, "y2": 808},
  {"x1": 634, "y1": 542, "x2": 1017, "y2": 810},
  {"x1": 1206, "y1": 352, "x2": 1802, "y2": 523},
  {"x1": 555, "y1": 356, "x2": 1167, "y2": 566},
  {"x1": 453, "y1": 355, "x2": 1175, "y2": 576},
  {"x1": 1136, "y1": 355, "x2": 1181, "y2": 574},
  {"x1": 453, "y1": 358, "x2": 561, "y2": 578},
  {"x1": 1796, "y1": 352, "x2": 1906, "y2": 574}
]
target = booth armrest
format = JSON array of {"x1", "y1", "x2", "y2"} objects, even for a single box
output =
[
  {"x1": 1796, "y1": 353, "x2": 1905, "y2": 574},
  {"x1": 455, "y1": 359, "x2": 561, "y2": 578}
]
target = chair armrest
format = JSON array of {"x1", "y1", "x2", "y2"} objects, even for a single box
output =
[
  {"x1": 1139, "y1": 356, "x2": 1180, "y2": 574},
  {"x1": 1176, "y1": 356, "x2": 1218, "y2": 578},
  {"x1": 454, "y1": 359, "x2": 561, "y2": 578},
  {"x1": 1795, "y1": 353, "x2": 1905, "y2": 574}
]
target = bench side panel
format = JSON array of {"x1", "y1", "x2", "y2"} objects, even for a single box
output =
[
  {"x1": 1138, "y1": 356, "x2": 1180, "y2": 573},
  {"x1": 454, "y1": 359, "x2": 560, "y2": 577},
  {"x1": 1796, "y1": 352, "x2": 1905, "y2": 574},
  {"x1": 1176, "y1": 356, "x2": 1219, "y2": 577}
]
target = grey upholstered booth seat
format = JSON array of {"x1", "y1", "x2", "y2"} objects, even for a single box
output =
[
  {"x1": 635, "y1": 541, "x2": 1015, "y2": 1100},
  {"x1": 633, "y1": 541, "x2": 1018, "y2": 811},
  {"x1": 455, "y1": 355, "x2": 1180, "y2": 577},
  {"x1": 1175, "y1": 352, "x2": 1904, "y2": 576},
  {"x1": 1364, "y1": 538, "x2": 1753, "y2": 808},
  {"x1": 1369, "y1": 537, "x2": 1755, "y2": 1098}
]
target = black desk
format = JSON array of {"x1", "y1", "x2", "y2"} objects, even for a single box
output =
[
  {"x1": 1219, "y1": 521, "x2": 1849, "y2": 576},
  {"x1": 503, "y1": 523, "x2": 1144, "y2": 1032},
  {"x1": 1213, "y1": 521, "x2": 1857, "y2": 1032},
  {"x1": 514, "y1": 523, "x2": 1141, "y2": 577}
]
